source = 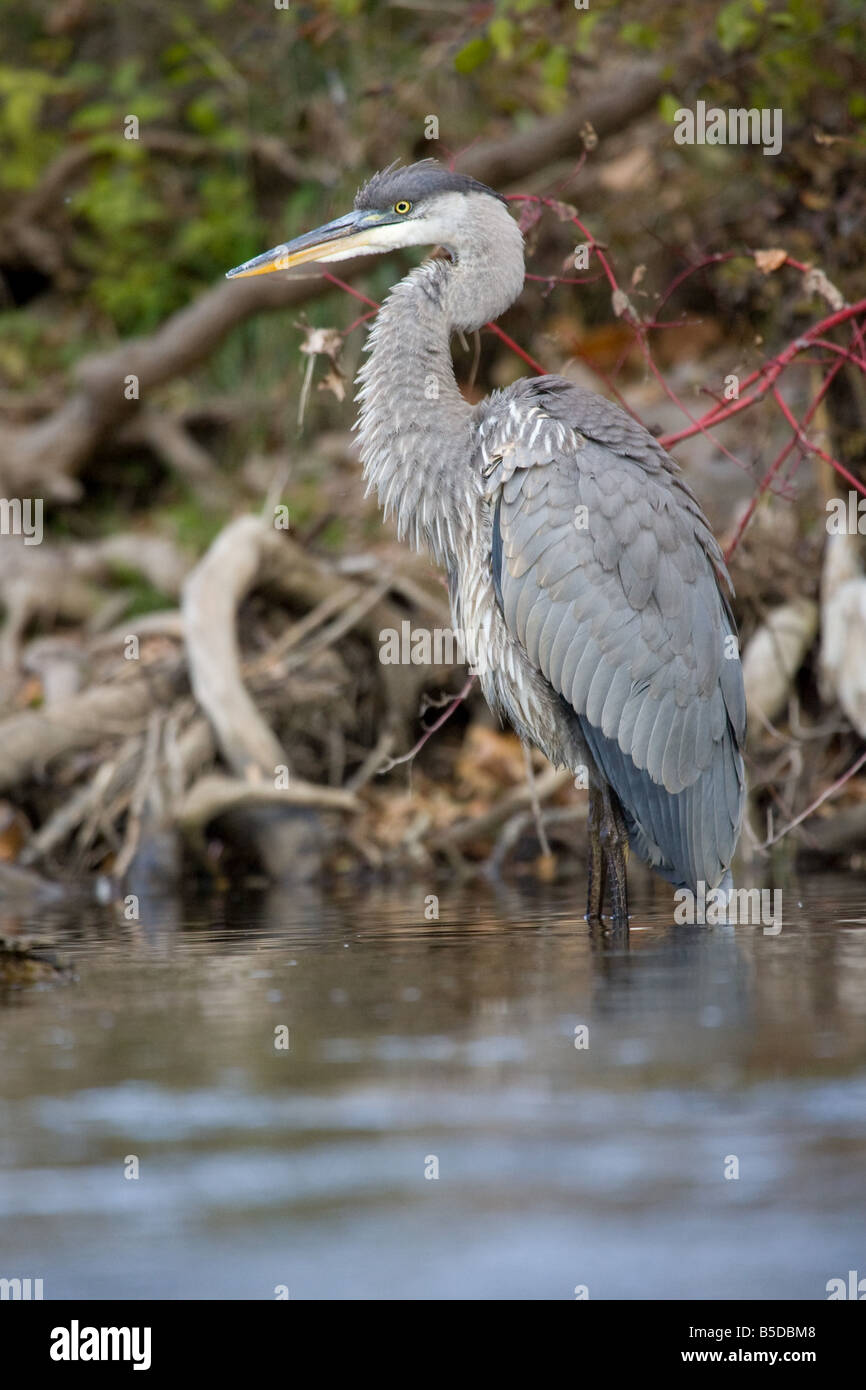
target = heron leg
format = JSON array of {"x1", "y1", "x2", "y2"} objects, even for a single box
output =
[
  {"x1": 586, "y1": 783, "x2": 607, "y2": 923},
  {"x1": 586, "y1": 781, "x2": 630, "y2": 925},
  {"x1": 603, "y1": 787, "x2": 630, "y2": 925}
]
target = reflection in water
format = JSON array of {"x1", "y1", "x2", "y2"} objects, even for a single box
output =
[{"x1": 0, "y1": 872, "x2": 865, "y2": 1299}]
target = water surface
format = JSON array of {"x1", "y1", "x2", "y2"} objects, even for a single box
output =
[{"x1": 2, "y1": 872, "x2": 865, "y2": 1299}]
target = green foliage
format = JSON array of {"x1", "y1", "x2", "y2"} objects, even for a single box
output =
[
  {"x1": 0, "y1": 0, "x2": 863, "y2": 395},
  {"x1": 0, "y1": 62, "x2": 66, "y2": 188},
  {"x1": 716, "y1": 0, "x2": 764, "y2": 54},
  {"x1": 173, "y1": 172, "x2": 260, "y2": 280},
  {"x1": 317, "y1": 518, "x2": 348, "y2": 552},
  {"x1": 454, "y1": 38, "x2": 491, "y2": 75},
  {"x1": 454, "y1": 3, "x2": 602, "y2": 94},
  {"x1": 70, "y1": 161, "x2": 179, "y2": 332},
  {"x1": 620, "y1": 22, "x2": 660, "y2": 51},
  {"x1": 657, "y1": 92, "x2": 683, "y2": 128},
  {"x1": 104, "y1": 563, "x2": 175, "y2": 618},
  {"x1": 540, "y1": 45, "x2": 570, "y2": 108},
  {"x1": 153, "y1": 498, "x2": 224, "y2": 553},
  {"x1": 0, "y1": 309, "x2": 61, "y2": 382}
]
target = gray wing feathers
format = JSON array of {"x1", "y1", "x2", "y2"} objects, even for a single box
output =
[{"x1": 484, "y1": 377, "x2": 746, "y2": 891}]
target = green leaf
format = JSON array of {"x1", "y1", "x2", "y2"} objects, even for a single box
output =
[
  {"x1": 488, "y1": 17, "x2": 514, "y2": 59},
  {"x1": 658, "y1": 92, "x2": 682, "y2": 125},
  {"x1": 573, "y1": 11, "x2": 600, "y2": 56},
  {"x1": 716, "y1": 0, "x2": 759, "y2": 54},
  {"x1": 621, "y1": 22, "x2": 659, "y2": 50},
  {"x1": 454, "y1": 37, "x2": 491, "y2": 74},
  {"x1": 186, "y1": 94, "x2": 221, "y2": 133},
  {"x1": 69, "y1": 102, "x2": 121, "y2": 132},
  {"x1": 542, "y1": 45, "x2": 569, "y2": 91}
]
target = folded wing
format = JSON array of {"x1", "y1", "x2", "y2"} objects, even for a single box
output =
[{"x1": 483, "y1": 377, "x2": 746, "y2": 891}]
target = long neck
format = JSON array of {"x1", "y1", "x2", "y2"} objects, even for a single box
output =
[
  {"x1": 355, "y1": 258, "x2": 474, "y2": 568},
  {"x1": 355, "y1": 228, "x2": 524, "y2": 568}
]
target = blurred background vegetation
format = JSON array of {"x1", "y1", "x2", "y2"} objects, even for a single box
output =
[
  {"x1": 3, "y1": 0, "x2": 864, "y2": 420},
  {"x1": 1, "y1": 0, "x2": 865, "y2": 890}
]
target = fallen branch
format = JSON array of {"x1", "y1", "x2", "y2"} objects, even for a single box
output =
[
  {"x1": 451, "y1": 52, "x2": 708, "y2": 189},
  {"x1": 182, "y1": 515, "x2": 291, "y2": 777},
  {"x1": 0, "y1": 660, "x2": 183, "y2": 792},
  {"x1": 175, "y1": 772, "x2": 359, "y2": 831},
  {"x1": 423, "y1": 767, "x2": 574, "y2": 853},
  {"x1": 112, "y1": 712, "x2": 164, "y2": 882},
  {"x1": 0, "y1": 270, "x2": 341, "y2": 497},
  {"x1": 18, "y1": 735, "x2": 143, "y2": 866}
]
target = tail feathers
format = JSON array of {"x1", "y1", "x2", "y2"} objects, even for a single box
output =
[{"x1": 578, "y1": 714, "x2": 743, "y2": 894}]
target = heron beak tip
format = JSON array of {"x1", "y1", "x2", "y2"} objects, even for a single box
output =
[
  {"x1": 226, "y1": 247, "x2": 291, "y2": 280},
  {"x1": 226, "y1": 213, "x2": 386, "y2": 281}
]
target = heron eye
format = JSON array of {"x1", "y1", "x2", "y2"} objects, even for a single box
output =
[{"x1": 393, "y1": 200, "x2": 411, "y2": 215}]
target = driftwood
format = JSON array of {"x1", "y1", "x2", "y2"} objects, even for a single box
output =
[
  {"x1": 819, "y1": 531, "x2": 866, "y2": 739},
  {"x1": 183, "y1": 515, "x2": 292, "y2": 778},
  {"x1": 0, "y1": 272, "x2": 332, "y2": 498},
  {"x1": 0, "y1": 505, "x2": 487, "y2": 886},
  {"x1": 176, "y1": 514, "x2": 463, "y2": 879},
  {"x1": 176, "y1": 773, "x2": 359, "y2": 829},
  {"x1": 0, "y1": 659, "x2": 183, "y2": 793},
  {"x1": 18, "y1": 733, "x2": 144, "y2": 866},
  {"x1": 742, "y1": 598, "x2": 819, "y2": 732},
  {"x1": 181, "y1": 513, "x2": 331, "y2": 878},
  {"x1": 0, "y1": 533, "x2": 192, "y2": 700}
]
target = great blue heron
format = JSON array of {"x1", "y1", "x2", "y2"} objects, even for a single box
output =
[{"x1": 227, "y1": 160, "x2": 746, "y2": 923}]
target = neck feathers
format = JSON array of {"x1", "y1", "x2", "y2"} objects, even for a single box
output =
[
  {"x1": 355, "y1": 220, "x2": 524, "y2": 566},
  {"x1": 355, "y1": 259, "x2": 473, "y2": 566}
]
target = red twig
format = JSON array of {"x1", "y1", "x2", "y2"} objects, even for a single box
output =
[
  {"x1": 320, "y1": 204, "x2": 866, "y2": 569},
  {"x1": 343, "y1": 308, "x2": 379, "y2": 336},
  {"x1": 724, "y1": 358, "x2": 850, "y2": 560},
  {"x1": 378, "y1": 675, "x2": 476, "y2": 773},
  {"x1": 661, "y1": 300, "x2": 866, "y2": 448},
  {"x1": 482, "y1": 321, "x2": 547, "y2": 375},
  {"x1": 771, "y1": 385, "x2": 865, "y2": 495},
  {"x1": 322, "y1": 271, "x2": 380, "y2": 310}
]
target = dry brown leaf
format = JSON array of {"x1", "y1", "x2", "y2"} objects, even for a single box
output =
[
  {"x1": 800, "y1": 190, "x2": 830, "y2": 211},
  {"x1": 562, "y1": 319, "x2": 640, "y2": 371},
  {"x1": 13, "y1": 676, "x2": 43, "y2": 709},
  {"x1": 753, "y1": 248, "x2": 788, "y2": 275},
  {"x1": 297, "y1": 325, "x2": 343, "y2": 360},
  {"x1": 535, "y1": 852, "x2": 558, "y2": 882},
  {"x1": 455, "y1": 726, "x2": 525, "y2": 797},
  {"x1": 0, "y1": 802, "x2": 31, "y2": 861},
  {"x1": 317, "y1": 366, "x2": 346, "y2": 402}
]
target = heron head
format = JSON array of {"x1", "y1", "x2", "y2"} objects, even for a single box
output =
[{"x1": 225, "y1": 159, "x2": 521, "y2": 286}]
